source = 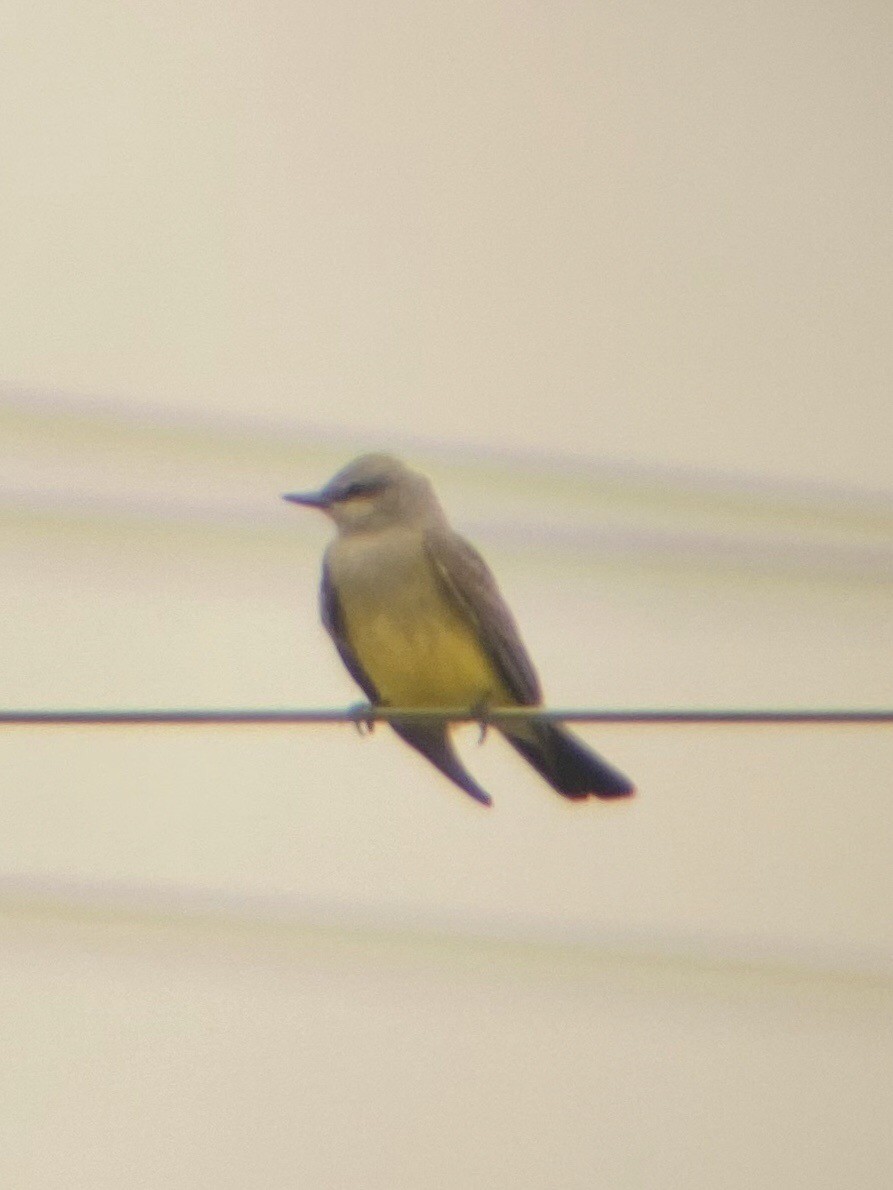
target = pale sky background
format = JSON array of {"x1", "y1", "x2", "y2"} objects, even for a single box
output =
[
  {"x1": 1, "y1": 4, "x2": 891, "y2": 1187},
  {"x1": 3, "y1": 0, "x2": 892, "y2": 979},
  {"x1": 2, "y1": 0, "x2": 890, "y2": 491},
  {"x1": 1, "y1": 0, "x2": 890, "y2": 994}
]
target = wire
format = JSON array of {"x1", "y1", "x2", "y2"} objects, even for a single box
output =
[
  {"x1": 2, "y1": 873, "x2": 889, "y2": 984},
  {"x1": 0, "y1": 707, "x2": 891, "y2": 725}
]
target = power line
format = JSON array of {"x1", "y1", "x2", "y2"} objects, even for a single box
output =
[
  {"x1": 1, "y1": 707, "x2": 891, "y2": 725},
  {"x1": 2, "y1": 873, "x2": 889, "y2": 984}
]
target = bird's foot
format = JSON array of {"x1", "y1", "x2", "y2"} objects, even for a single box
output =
[
  {"x1": 470, "y1": 699, "x2": 492, "y2": 745},
  {"x1": 348, "y1": 701, "x2": 377, "y2": 736}
]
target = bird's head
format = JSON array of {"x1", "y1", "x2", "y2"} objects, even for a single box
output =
[{"x1": 283, "y1": 453, "x2": 443, "y2": 534}]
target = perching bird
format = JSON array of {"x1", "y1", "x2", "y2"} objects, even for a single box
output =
[{"x1": 284, "y1": 454, "x2": 634, "y2": 807}]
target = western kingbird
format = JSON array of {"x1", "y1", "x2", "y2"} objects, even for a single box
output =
[{"x1": 284, "y1": 454, "x2": 634, "y2": 806}]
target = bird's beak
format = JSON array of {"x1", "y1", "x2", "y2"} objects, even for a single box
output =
[{"x1": 282, "y1": 489, "x2": 330, "y2": 510}]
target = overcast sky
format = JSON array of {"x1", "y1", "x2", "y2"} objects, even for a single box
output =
[{"x1": 2, "y1": 0, "x2": 890, "y2": 492}]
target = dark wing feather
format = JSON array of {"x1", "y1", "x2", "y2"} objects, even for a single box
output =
[
  {"x1": 423, "y1": 528, "x2": 541, "y2": 706},
  {"x1": 320, "y1": 559, "x2": 380, "y2": 703}
]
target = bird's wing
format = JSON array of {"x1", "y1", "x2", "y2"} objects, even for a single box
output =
[
  {"x1": 320, "y1": 559, "x2": 380, "y2": 703},
  {"x1": 423, "y1": 528, "x2": 542, "y2": 706}
]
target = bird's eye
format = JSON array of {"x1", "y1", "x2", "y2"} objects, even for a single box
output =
[
  {"x1": 341, "y1": 480, "x2": 383, "y2": 500},
  {"x1": 342, "y1": 482, "x2": 368, "y2": 499}
]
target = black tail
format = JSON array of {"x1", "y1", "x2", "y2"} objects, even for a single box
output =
[
  {"x1": 391, "y1": 719, "x2": 492, "y2": 806},
  {"x1": 502, "y1": 720, "x2": 634, "y2": 799}
]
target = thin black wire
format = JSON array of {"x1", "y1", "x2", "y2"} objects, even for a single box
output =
[{"x1": 0, "y1": 708, "x2": 891, "y2": 725}]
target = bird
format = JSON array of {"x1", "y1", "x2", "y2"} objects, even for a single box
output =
[{"x1": 283, "y1": 453, "x2": 635, "y2": 807}]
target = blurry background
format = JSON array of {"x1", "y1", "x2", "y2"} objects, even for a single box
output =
[{"x1": 1, "y1": 2, "x2": 891, "y2": 1187}]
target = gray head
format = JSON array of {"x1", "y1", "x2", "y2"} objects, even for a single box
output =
[{"x1": 283, "y1": 453, "x2": 445, "y2": 534}]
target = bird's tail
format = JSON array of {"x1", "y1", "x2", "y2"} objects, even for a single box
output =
[
  {"x1": 391, "y1": 719, "x2": 493, "y2": 806},
  {"x1": 502, "y1": 719, "x2": 635, "y2": 799}
]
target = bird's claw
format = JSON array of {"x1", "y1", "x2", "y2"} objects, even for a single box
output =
[{"x1": 348, "y1": 701, "x2": 376, "y2": 736}]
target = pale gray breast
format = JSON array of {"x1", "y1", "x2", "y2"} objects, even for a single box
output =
[{"x1": 326, "y1": 527, "x2": 448, "y2": 625}]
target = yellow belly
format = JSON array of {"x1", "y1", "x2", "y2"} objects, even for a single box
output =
[{"x1": 347, "y1": 607, "x2": 509, "y2": 707}]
